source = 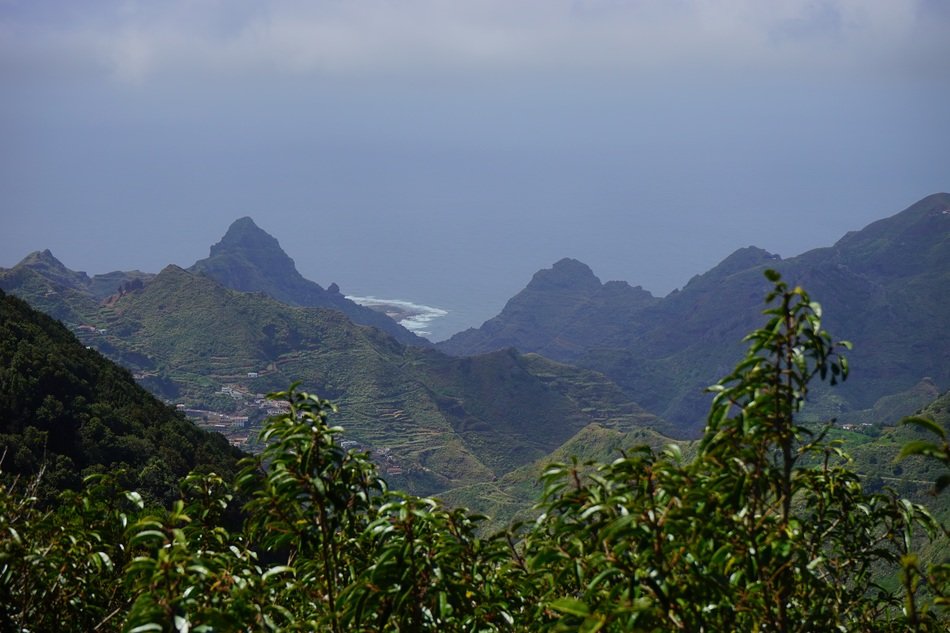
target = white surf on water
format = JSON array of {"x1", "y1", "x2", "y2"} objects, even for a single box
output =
[{"x1": 347, "y1": 296, "x2": 449, "y2": 338}]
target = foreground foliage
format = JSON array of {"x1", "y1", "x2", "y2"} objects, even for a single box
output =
[{"x1": 1, "y1": 272, "x2": 947, "y2": 631}]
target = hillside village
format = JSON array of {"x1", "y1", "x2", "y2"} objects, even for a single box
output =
[{"x1": 77, "y1": 319, "x2": 409, "y2": 476}]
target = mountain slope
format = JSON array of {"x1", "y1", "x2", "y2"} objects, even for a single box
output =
[
  {"x1": 44, "y1": 265, "x2": 671, "y2": 495},
  {"x1": 0, "y1": 290, "x2": 243, "y2": 504},
  {"x1": 441, "y1": 258, "x2": 659, "y2": 359},
  {"x1": 189, "y1": 217, "x2": 427, "y2": 346},
  {"x1": 440, "y1": 421, "x2": 692, "y2": 530},
  {"x1": 438, "y1": 193, "x2": 950, "y2": 432},
  {"x1": 0, "y1": 250, "x2": 154, "y2": 323}
]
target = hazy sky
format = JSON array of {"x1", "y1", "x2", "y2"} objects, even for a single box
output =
[{"x1": 2, "y1": 1, "x2": 949, "y2": 339}]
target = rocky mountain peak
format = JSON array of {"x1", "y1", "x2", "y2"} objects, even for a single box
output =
[
  {"x1": 15, "y1": 249, "x2": 90, "y2": 290},
  {"x1": 189, "y1": 218, "x2": 427, "y2": 346},
  {"x1": 713, "y1": 246, "x2": 780, "y2": 276},
  {"x1": 19, "y1": 249, "x2": 73, "y2": 271},
  {"x1": 193, "y1": 218, "x2": 310, "y2": 290},
  {"x1": 213, "y1": 217, "x2": 273, "y2": 250},
  {"x1": 207, "y1": 218, "x2": 300, "y2": 276},
  {"x1": 528, "y1": 258, "x2": 601, "y2": 293}
]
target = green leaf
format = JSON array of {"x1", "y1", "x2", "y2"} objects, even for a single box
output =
[
  {"x1": 94, "y1": 551, "x2": 113, "y2": 571},
  {"x1": 125, "y1": 491, "x2": 144, "y2": 509},
  {"x1": 579, "y1": 504, "x2": 604, "y2": 520},
  {"x1": 580, "y1": 615, "x2": 607, "y2": 632},
  {"x1": 130, "y1": 530, "x2": 167, "y2": 546},
  {"x1": 897, "y1": 440, "x2": 943, "y2": 462},
  {"x1": 261, "y1": 565, "x2": 294, "y2": 581},
  {"x1": 900, "y1": 416, "x2": 946, "y2": 439},
  {"x1": 549, "y1": 597, "x2": 590, "y2": 617}
]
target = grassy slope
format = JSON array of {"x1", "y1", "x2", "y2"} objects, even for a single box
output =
[
  {"x1": 0, "y1": 265, "x2": 103, "y2": 326},
  {"x1": 846, "y1": 391, "x2": 950, "y2": 506},
  {"x1": 445, "y1": 382, "x2": 950, "y2": 534},
  {"x1": 20, "y1": 265, "x2": 671, "y2": 497},
  {"x1": 440, "y1": 422, "x2": 693, "y2": 530}
]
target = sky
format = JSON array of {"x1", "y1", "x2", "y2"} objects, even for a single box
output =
[{"x1": 2, "y1": 0, "x2": 949, "y2": 340}]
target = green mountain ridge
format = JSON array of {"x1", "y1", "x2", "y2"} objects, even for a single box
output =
[
  {"x1": 2, "y1": 259, "x2": 672, "y2": 498},
  {"x1": 438, "y1": 193, "x2": 950, "y2": 433},
  {"x1": 3, "y1": 194, "x2": 947, "y2": 522},
  {"x1": 189, "y1": 217, "x2": 427, "y2": 346},
  {"x1": 0, "y1": 250, "x2": 154, "y2": 323},
  {"x1": 450, "y1": 380, "x2": 950, "y2": 530},
  {"x1": 0, "y1": 289, "x2": 243, "y2": 504},
  {"x1": 441, "y1": 420, "x2": 694, "y2": 530},
  {"x1": 3, "y1": 274, "x2": 947, "y2": 630}
]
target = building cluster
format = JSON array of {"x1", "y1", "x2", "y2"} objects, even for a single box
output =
[
  {"x1": 839, "y1": 422, "x2": 874, "y2": 432},
  {"x1": 176, "y1": 381, "x2": 292, "y2": 448}
]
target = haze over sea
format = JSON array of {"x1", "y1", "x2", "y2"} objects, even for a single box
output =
[{"x1": 2, "y1": 2, "x2": 949, "y2": 342}]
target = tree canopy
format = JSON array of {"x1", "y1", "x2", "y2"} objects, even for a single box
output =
[{"x1": 0, "y1": 273, "x2": 947, "y2": 631}]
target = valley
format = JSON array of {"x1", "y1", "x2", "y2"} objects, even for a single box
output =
[
  {"x1": 4, "y1": 3, "x2": 948, "y2": 626},
  {"x1": 1, "y1": 195, "x2": 947, "y2": 629},
  {"x1": 1, "y1": 194, "x2": 948, "y2": 520}
]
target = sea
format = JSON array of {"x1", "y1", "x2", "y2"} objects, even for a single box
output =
[{"x1": 347, "y1": 295, "x2": 452, "y2": 340}]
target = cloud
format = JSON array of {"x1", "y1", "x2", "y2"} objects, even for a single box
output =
[{"x1": 1, "y1": 0, "x2": 947, "y2": 82}]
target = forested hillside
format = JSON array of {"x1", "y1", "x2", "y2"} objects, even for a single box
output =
[{"x1": 0, "y1": 290, "x2": 242, "y2": 504}]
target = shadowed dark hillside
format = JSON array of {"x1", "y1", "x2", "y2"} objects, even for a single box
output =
[
  {"x1": 0, "y1": 290, "x2": 243, "y2": 504},
  {"x1": 439, "y1": 193, "x2": 950, "y2": 433}
]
